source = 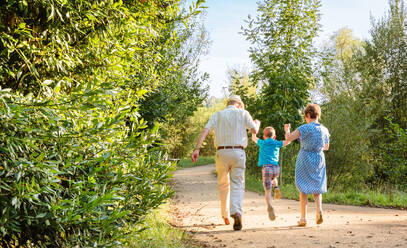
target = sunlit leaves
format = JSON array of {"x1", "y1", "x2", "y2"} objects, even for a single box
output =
[
  {"x1": 241, "y1": 0, "x2": 321, "y2": 135},
  {"x1": 0, "y1": 0, "x2": 206, "y2": 246}
]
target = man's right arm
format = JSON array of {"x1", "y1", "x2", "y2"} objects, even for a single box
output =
[{"x1": 191, "y1": 128, "x2": 210, "y2": 163}]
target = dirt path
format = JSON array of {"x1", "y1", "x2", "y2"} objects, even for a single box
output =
[{"x1": 170, "y1": 164, "x2": 407, "y2": 248}]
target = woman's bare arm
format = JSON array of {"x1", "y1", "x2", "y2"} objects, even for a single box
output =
[{"x1": 285, "y1": 129, "x2": 300, "y2": 142}]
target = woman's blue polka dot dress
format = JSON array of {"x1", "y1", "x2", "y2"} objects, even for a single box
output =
[{"x1": 295, "y1": 122, "x2": 330, "y2": 194}]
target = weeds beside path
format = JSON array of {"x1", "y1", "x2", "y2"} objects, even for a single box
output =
[{"x1": 171, "y1": 164, "x2": 407, "y2": 248}]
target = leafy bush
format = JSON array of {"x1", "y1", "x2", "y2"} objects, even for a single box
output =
[
  {"x1": 0, "y1": 89, "x2": 174, "y2": 247},
  {"x1": 0, "y1": 0, "x2": 208, "y2": 246},
  {"x1": 371, "y1": 118, "x2": 407, "y2": 191},
  {"x1": 163, "y1": 98, "x2": 224, "y2": 159}
]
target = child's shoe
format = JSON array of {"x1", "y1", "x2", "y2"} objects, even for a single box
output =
[{"x1": 267, "y1": 205, "x2": 276, "y2": 221}]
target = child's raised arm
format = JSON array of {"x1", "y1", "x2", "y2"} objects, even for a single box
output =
[{"x1": 251, "y1": 133, "x2": 259, "y2": 143}]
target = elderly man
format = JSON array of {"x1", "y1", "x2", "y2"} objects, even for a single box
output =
[{"x1": 191, "y1": 95, "x2": 258, "y2": 231}]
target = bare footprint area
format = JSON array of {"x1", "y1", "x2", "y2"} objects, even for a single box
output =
[{"x1": 170, "y1": 164, "x2": 407, "y2": 248}]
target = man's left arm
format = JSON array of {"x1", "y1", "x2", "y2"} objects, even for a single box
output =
[
  {"x1": 245, "y1": 110, "x2": 258, "y2": 135},
  {"x1": 251, "y1": 133, "x2": 259, "y2": 143}
]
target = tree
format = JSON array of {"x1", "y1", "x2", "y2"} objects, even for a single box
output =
[
  {"x1": 353, "y1": 0, "x2": 407, "y2": 190},
  {"x1": 138, "y1": 9, "x2": 210, "y2": 158},
  {"x1": 319, "y1": 0, "x2": 407, "y2": 190},
  {"x1": 237, "y1": 0, "x2": 321, "y2": 180},
  {"x1": 227, "y1": 66, "x2": 257, "y2": 97},
  {"x1": 355, "y1": 0, "x2": 407, "y2": 129},
  {"x1": 241, "y1": 0, "x2": 321, "y2": 137},
  {"x1": 138, "y1": 17, "x2": 210, "y2": 125},
  {"x1": 318, "y1": 28, "x2": 373, "y2": 189}
]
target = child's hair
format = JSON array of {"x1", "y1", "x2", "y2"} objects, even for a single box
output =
[
  {"x1": 263, "y1": 126, "x2": 276, "y2": 138},
  {"x1": 304, "y1": 103, "x2": 321, "y2": 119}
]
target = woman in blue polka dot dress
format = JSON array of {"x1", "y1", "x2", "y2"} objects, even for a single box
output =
[{"x1": 284, "y1": 104, "x2": 330, "y2": 227}]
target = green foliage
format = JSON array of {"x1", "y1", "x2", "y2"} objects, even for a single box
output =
[
  {"x1": 317, "y1": 28, "x2": 372, "y2": 189},
  {"x1": 178, "y1": 156, "x2": 215, "y2": 169},
  {"x1": 163, "y1": 98, "x2": 224, "y2": 159},
  {"x1": 0, "y1": 1, "x2": 169, "y2": 95},
  {"x1": 0, "y1": 0, "x2": 209, "y2": 246},
  {"x1": 138, "y1": 11, "x2": 210, "y2": 126},
  {"x1": 137, "y1": 3, "x2": 210, "y2": 158},
  {"x1": 374, "y1": 118, "x2": 407, "y2": 189},
  {"x1": 355, "y1": 0, "x2": 407, "y2": 129},
  {"x1": 241, "y1": 0, "x2": 322, "y2": 136},
  {"x1": 322, "y1": 101, "x2": 373, "y2": 190},
  {"x1": 245, "y1": 174, "x2": 407, "y2": 209},
  {"x1": 227, "y1": 66, "x2": 257, "y2": 97},
  {"x1": 126, "y1": 205, "x2": 200, "y2": 248},
  {"x1": 353, "y1": 0, "x2": 407, "y2": 189},
  {"x1": 0, "y1": 89, "x2": 174, "y2": 247},
  {"x1": 319, "y1": 0, "x2": 407, "y2": 191},
  {"x1": 238, "y1": 0, "x2": 321, "y2": 179}
]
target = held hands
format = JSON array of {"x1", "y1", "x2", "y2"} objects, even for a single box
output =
[
  {"x1": 254, "y1": 119, "x2": 261, "y2": 133},
  {"x1": 284, "y1": 123, "x2": 291, "y2": 133},
  {"x1": 191, "y1": 149, "x2": 199, "y2": 163}
]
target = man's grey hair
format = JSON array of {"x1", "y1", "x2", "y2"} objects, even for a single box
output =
[{"x1": 227, "y1": 99, "x2": 240, "y2": 106}]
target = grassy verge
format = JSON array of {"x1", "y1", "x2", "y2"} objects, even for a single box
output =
[
  {"x1": 245, "y1": 173, "x2": 407, "y2": 209},
  {"x1": 127, "y1": 205, "x2": 200, "y2": 248},
  {"x1": 178, "y1": 156, "x2": 215, "y2": 169}
]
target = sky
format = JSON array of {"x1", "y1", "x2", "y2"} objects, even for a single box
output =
[{"x1": 198, "y1": 0, "x2": 390, "y2": 98}]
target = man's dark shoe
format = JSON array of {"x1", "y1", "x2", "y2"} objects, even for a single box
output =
[{"x1": 230, "y1": 213, "x2": 242, "y2": 231}]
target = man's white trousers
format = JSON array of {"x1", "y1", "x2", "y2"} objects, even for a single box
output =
[{"x1": 215, "y1": 149, "x2": 246, "y2": 218}]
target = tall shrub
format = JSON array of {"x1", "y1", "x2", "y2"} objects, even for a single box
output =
[
  {"x1": 355, "y1": 0, "x2": 407, "y2": 189},
  {"x1": 318, "y1": 28, "x2": 373, "y2": 189},
  {"x1": 0, "y1": 0, "x2": 207, "y2": 246}
]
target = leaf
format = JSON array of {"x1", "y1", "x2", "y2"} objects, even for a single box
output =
[
  {"x1": 42, "y1": 80, "x2": 53, "y2": 86},
  {"x1": 36, "y1": 213, "x2": 47, "y2": 218}
]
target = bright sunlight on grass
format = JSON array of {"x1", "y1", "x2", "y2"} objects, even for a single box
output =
[
  {"x1": 178, "y1": 156, "x2": 215, "y2": 169},
  {"x1": 245, "y1": 173, "x2": 407, "y2": 209},
  {"x1": 128, "y1": 205, "x2": 200, "y2": 248}
]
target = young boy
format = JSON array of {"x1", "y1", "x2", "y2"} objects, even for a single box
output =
[{"x1": 252, "y1": 120, "x2": 291, "y2": 221}]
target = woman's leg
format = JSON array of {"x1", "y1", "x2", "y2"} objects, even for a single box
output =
[
  {"x1": 313, "y1": 194, "x2": 323, "y2": 224},
  {"x1": 299, "y1": 192, "x2": 308, "y2": 222}
]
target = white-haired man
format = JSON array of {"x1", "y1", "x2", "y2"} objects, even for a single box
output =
[{"x1": 191, "y1": 95, "x2": 258, "y2": 231}]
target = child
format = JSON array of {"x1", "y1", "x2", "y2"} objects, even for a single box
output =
[{"x1": 252, "y1": 120, "x2": 291, "y2": 221}]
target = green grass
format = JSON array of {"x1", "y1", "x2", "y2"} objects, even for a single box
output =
[
  {"x1": 245, "y1": 173, "x2": 407, "y2": 209},
  {"x1": 177, "y1": 156, "x2": 215, "y2": 169},
  {"x1": 126, "y1": 205, "x2": 201, "y2": 248}
]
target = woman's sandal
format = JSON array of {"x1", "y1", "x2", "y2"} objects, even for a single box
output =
[
  {"x1": 298, "y1": 219, "x2": 307, "y2": 227},
  {"x1": 316, "y1": 212, "x2": 323, "y2": 225}
]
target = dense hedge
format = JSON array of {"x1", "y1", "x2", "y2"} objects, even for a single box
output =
[
  {"x1": 0, "y1": 89, "x2": 174, "y2": 247},
  {"x1": 0, "y1": 0, "x2": 207, "y2": 246}
]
